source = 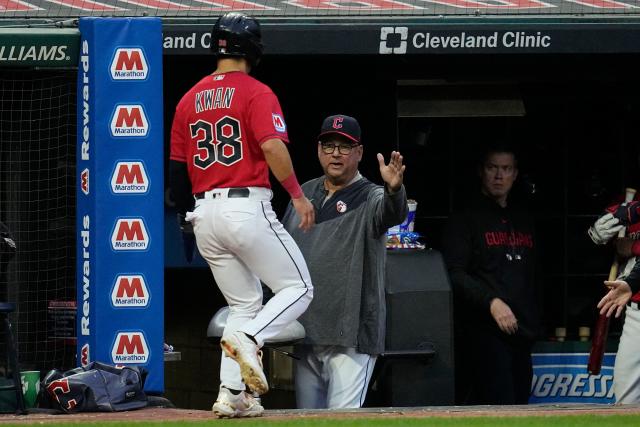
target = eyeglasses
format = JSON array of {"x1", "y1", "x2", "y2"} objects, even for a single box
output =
[{"x1": 320, "y1": 142, "x2": 359, "y2": 155}]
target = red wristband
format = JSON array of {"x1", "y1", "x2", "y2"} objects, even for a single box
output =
[
  {"x1": 632, "y1": 240, "x2": 640, "y2": 257},
  {"x1": 281, "y1": 172, "x2": 303, "y2": 199}
]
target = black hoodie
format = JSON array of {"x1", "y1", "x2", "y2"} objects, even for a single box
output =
[{"x1": 443, "y1": 193, "x2": 540, "y2": 340}]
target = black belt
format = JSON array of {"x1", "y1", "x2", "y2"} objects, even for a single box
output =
[{"x1": 194, "y1": 187, "x2": 250, "y2": 200}]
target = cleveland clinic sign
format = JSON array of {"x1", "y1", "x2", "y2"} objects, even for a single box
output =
[
  {"x1": 162, "y1": 23, "x2": 640, "y2": 55},
  {"x1": 379, "y1": 27, "x2": 552, "y2": 54}
]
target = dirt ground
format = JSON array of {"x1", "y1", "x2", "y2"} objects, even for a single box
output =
[{"x1": 1, "y1": 404, "x2": 640, "y2": 423}]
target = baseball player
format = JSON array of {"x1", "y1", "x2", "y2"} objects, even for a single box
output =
[
  {"x1": 589, "y1": 197, "x2": 640, "y2": 404},
  {"x1": 282, "y1": 114, "x2": 408, "y2": 409},
  {"x1": 169, "y1": 13, "x2": 314, "y2": 418}
]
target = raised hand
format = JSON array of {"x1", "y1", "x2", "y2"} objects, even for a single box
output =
[
  {"x1": 598, "y1": 280, "x2": 633, "y2": 318},
  {"x1": 377, "y1": 151, "x2": 405, "y2": 193}
]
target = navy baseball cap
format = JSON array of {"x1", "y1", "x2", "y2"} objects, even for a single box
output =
[{"x1": 318, "y1": 114, "x2": 361, "y2": 144}]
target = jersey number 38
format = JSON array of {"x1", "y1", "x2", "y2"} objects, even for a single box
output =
[{"x1": 190, "y1": 116, "x2": 243, "y2": 169}]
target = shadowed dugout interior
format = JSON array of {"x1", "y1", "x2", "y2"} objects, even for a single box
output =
[{"x1": 162, "y1": 51, "x2": 640, "y2": 408}]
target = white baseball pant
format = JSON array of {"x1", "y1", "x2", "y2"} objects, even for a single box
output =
[
  {"x1": 188, "y1": 186, "x2": 313, "y2": 391},
  {"x1": 294, "y1": 345, "x2": 377, "y2": 409},
  {"x1": 613, "y1": 301, "x2": 640, "y2": 404}
]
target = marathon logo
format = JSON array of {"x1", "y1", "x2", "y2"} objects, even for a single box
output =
[
  {"x1": 80, "y1": 168, "x2": 89, "y2": 195},
  {"x1": 80, "y1": 343, "x2": 90, "y2": 367},
  {"x1": 111, "y1": 275, "x2": 149, "y2": 307},
  {"x1": 110, "y1": 105, "x2": 149, "y2": 137},
  {"x1": 272, "y1": 114, "x2": 286, "y2": 133},
  {"x1": 111, "y1": 218, "x2": 149, "y2": 251},
  {"x1": 111, "y1": 162, "x2": 149, "y2": 194},
  {"x1": 112, "y1": 332, "x2": 149, "y2": 364},
  {"x1": 110, "y1": 48, "x2": 148, "y2": 80}
]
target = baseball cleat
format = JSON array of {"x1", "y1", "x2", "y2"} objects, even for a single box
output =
[
  {"x1": 220, "y1": 331, "x2": 269, "y2": 395},
  {"x1": 212, "y1": 386, "x2": 264, "y2": 418}
]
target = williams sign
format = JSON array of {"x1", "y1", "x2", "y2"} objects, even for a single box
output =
[{"x1": 0, "y1": 29, "x2": 79, "y2": 67}]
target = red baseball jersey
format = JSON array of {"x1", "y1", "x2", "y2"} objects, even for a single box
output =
[
  {"x1": 170, "y1": 71, "x2": 289, "y2": 193},
  {"x1": 605, "y1": 196, "x2": 640, "y2": 302}
]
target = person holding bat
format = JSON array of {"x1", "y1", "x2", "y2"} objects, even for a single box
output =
[
  {"x1": 588, "y1": 193, "x2": 640, "y2": 404},
  {"x1": 443, "y1": 144, "x2": 540, "y2": 405}
]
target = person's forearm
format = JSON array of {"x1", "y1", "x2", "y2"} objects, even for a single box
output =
[
  {"x1": 261, "y1": 139, "x2": 294, "y2": 180},
  {"x1": 449, "y1": 269, "x2": 499, "y2": 311},
  {"x1": 443, "y1": 217, "x2": 500, "y2": 311},
  {"x1": 378, "y1": 185, "x2": 408, "y2": 232},
  {"x1": 261, "y1": 138, "x2": 303, "y2": 199},
  {"x1": 169, "y1": 160, "x2": 194, "y2": 215}
]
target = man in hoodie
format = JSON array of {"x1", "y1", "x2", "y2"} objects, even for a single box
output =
[{"x1": 443, "y1": 145, "x2": 539, "y2": 405}]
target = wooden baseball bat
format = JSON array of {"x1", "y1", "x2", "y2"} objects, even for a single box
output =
[{"x1": 587, "y1": 187, "x2": 637, "y2": 375}]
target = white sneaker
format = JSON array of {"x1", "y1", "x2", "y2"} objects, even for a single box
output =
[
  {"x1": 220, "y1": 331, "x2": 269, "y2": 395},
  {"x1": 212, "y1": 386, "x2": 264, "y2": 418}
]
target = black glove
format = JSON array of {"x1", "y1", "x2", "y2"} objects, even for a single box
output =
[
  {"x1": 609, "y1": 200, "x2": 640, "y2": 226},
  {"x1": 177, "y1": 213, "x2": 196, "y2": 263}
]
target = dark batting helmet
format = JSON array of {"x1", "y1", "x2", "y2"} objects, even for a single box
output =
[{"x1": 210, "y1": 13, "x2": 263, "y2": 68}]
